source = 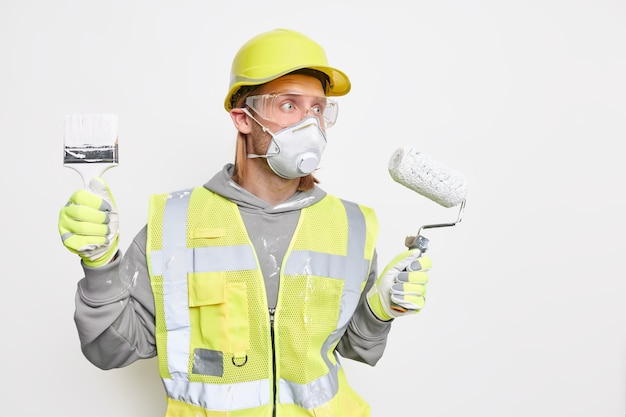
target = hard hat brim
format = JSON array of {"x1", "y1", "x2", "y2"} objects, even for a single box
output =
[{"x1": 224, "y1": 65, "x2": 351, "y2": 112}]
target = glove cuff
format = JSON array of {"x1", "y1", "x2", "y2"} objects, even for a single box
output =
[
  {"x1": 366, "y1": 287, "x2": 393, "y2": 321},
  {"x1": 82, "y1": 236, "x2": 119, "y2": 268}
]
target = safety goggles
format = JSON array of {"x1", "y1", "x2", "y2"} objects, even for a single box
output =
[{"x1": 245, "y1": 92, "x2": 339, "y2": 128}]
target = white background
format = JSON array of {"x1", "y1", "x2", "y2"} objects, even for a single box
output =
[{"x1": 1, "y1": 1, "x2": 624, "y2": 416}]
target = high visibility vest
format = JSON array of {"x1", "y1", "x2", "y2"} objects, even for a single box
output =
[{"x1": 146, "y1": 186, "x2": 378, "y2": 417}]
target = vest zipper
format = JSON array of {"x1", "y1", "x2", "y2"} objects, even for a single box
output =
[{"x1": 269, "y1": 307, "x2": 277, "y2": 417}]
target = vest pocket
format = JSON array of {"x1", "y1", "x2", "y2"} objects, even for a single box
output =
[
  {"x1": 188, "y1": 272, "x2": 250, "y2": 376},
  {"x1": 188, "y1": 271, "x2": 225, "y2": 306}
]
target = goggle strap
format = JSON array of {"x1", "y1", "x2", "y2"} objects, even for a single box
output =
[{"x1": 242, "y1": 108, "x2": 274, "y2": 135}]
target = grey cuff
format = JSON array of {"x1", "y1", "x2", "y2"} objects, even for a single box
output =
[{"x1": 78, "y1": 251, "x2": 128, "y2": 306}]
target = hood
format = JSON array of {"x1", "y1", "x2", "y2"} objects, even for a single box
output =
[{"x1": 203, "y1": 163, "x2": 327, "y2": 214}]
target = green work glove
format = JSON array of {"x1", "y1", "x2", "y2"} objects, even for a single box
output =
[
  {"x1": 367, "y1": 250, "x2": 431, "y2": 321},
  {"x1": 58, "y1": 177, "x2": 119, "y2": 268}
]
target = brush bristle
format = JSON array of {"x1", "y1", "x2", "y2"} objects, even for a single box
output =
[{"x1": 64, "y1": 114, "x2": 118, "y2": 147}]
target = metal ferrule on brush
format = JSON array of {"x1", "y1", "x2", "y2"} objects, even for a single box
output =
[{"x1": 63, "y1": 143, "x2": 119, "y2": 164}]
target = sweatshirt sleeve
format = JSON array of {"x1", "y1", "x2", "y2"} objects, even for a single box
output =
[
  {"x1": 335, "y1": 250, "x2": 393, "y2": 366},
  {"x1": 74, "y1": 225, "x2": 156, "y2": 370}
]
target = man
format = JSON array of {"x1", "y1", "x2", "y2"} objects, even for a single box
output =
[{"x1": 58, "y1": 28, "x2": 431, "y2": 417}]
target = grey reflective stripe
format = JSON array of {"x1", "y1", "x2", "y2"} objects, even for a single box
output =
[
  {"x1": 280, "y1": 199, "x2": 371, "y2": 409},
  {"x1": 164, "y1": 378, "x2": 271, "y2": 411},
  {"x1": 279, "y1": 363, "x2": 340, "y2": 409},
  {"x1": 151, "y1": 245, "x2": 257, "y2": 276},
  {"x1": 160, "y1": 189, "x2": 193, "y2": 378},
  {"x1": 193, "y1": 245, "x2": 257, "y2": 271},
  {"x1": 336, "y1": 200, "x2": 369, "y2": 328}
]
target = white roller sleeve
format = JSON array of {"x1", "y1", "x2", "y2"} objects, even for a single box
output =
[{"x1": 388, "y1": 147, "x2": 468, "y2": 208}]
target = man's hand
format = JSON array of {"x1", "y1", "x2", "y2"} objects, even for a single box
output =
[
  {"x1": 367, "y1": 250, "x2": 431, "y2": 321},
  {"x1": 58, "y1": 177, "x2": 119, "y2": 267}
]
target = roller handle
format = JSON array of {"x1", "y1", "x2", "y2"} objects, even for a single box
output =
[{"x1": 404, "y1": 199, "x2": 466, "y2": 251}]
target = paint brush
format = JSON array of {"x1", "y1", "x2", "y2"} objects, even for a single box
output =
[{"x1": 63, "y1": 114, "x2": 119, "y2": 187}]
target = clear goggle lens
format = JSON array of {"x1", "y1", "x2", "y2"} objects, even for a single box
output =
[{"x1": 245, "y1": 93, "x2": 339, "y2": 128}]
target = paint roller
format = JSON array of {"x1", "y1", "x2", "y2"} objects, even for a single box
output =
[{"x1": 388, "y1": 146, "x2": 468, "y2": 252}]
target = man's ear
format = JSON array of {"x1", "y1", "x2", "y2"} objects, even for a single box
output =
[{"x1": 230, "y1": 108, "x2": 252, "y2": 134}]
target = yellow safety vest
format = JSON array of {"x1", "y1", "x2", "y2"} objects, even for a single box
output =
[{"x1": 146, "y1": 187, "x2": 378, "y2": 417}]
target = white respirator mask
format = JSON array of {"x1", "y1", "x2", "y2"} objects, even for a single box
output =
[{"x1": 244, "y1": 109, "x2": 327, "y2": 179}]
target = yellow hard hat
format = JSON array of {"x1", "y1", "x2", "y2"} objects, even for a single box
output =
[{"x1": 224, "y1": 28, "x2": 351, "y2": 111}]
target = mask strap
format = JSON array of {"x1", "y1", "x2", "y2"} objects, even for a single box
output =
[{"x1": 247, "y1": 153, "x2": 269, "y2": 159}]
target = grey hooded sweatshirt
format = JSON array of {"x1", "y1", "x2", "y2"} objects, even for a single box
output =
[{"x1": 74, "y1": 164, "x2": 392, "y2": 370}]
